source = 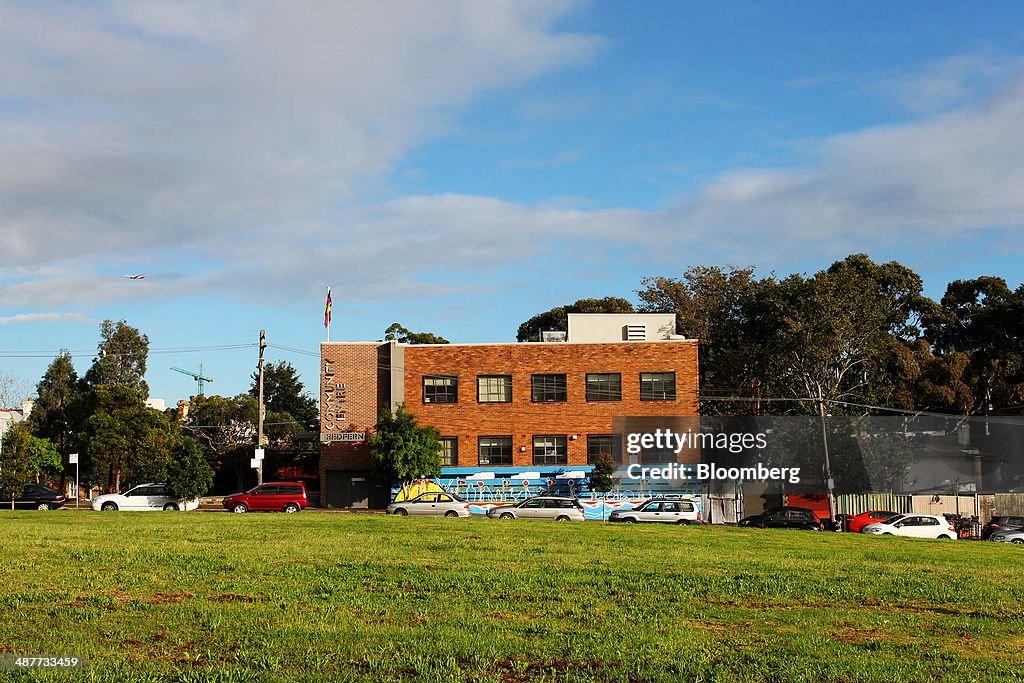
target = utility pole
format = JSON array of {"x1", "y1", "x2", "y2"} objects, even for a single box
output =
[
  {"x1": 257, "y1": 329, "x2": 266, "y2": 486},
  {"x1": 818, "y1": 387, "x2": 835, "y2": 524}
]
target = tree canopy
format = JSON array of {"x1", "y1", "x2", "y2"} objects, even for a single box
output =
[
  {"x1": 249, "y1": 361, "x2": 319, "y2": 433},
  {"x1": 384, "y1": 323, "x2": 449, "y2": 345},
  {"x1": 516, "y1": 297, "x2": 634, "y2": 342},
  {"x1": 84, "y1": 320, "x2": 150, "y2": 398},
  {"x1": 369, "y1": 404, "x2": 442, "y2": 484}
]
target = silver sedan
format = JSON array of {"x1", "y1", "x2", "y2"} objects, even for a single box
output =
[
  {"x1": 387, "y1": 492, "x2": 471, "y2": 517},
  {"x1": 486, "y1": 496, "x2": 585, "y2": 521},
  {"x1": 990, "y1": 528, "x2": 1024, "y2": 544}
]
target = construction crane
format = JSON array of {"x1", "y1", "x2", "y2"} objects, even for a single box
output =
[{"x1": 171, "y1": 364, "x2": 214, "y2": 396}]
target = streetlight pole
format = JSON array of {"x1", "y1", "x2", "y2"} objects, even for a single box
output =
[{"x1": 257, "y1": 329, "x2": 266, "y2": 486}]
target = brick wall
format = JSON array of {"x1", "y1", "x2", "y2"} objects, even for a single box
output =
[
  {"x1": 402, "y1": 341, "x2": 699, "y2": 469},
  {"x1": 319, "y1": 343, "x2": 387, "y2": 505}
]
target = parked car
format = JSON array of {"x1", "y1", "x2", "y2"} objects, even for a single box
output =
[
  {"x1": 609, "y1": 498, "x2": 700, "y2": 524},
  {"x1": 222, "y1": 481, "x2": 308, "y2": 513},
  {"x1": 848, "y1": 510, "x2": 900, "y2": 533},
  {"x1": 861, "y1": 514, "x2": 957, "y2": 539},
  {"x1": 989, "y1": 528, "x2": 1024, "y2": 544},
  {"x1": 0, "y1": 483, "x2": 66, "y2": 510},
  {"x1": 387, "y1": 492, "x2": 470, "y2": 517},
  {"x1": 92, "y1": 483, "x2": 199, "y2": 512},
  {"x1": 738, "y1": 507, "x2": 822, "y2": 530},
  {"x1": 981, "y1": 515, "x2": 1024, "y2": 540},
  {"x1": 486, "y1": 496, "x2": 585, "y2": 521}
]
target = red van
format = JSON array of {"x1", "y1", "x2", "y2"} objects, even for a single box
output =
[{"x1": 223, "y1": 481, "x2": 308, "y2": 513}]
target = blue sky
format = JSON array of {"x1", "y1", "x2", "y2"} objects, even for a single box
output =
[{"x1": 2, "y1": 1, "x2": 1024, "y2": 405}]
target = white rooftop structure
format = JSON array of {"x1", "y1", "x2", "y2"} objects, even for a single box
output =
[{"x1": 566, "y1": 313, "x2": 684, "y2": 343}]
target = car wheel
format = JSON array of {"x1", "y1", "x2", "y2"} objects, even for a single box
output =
[
  {"x1": 283, "y1": 503, "x2": 300, "y2": 514},
  {"x1": 444, "y1": 510, "x2": 459, "y2": 518},
  {"x1": 676, "y1": 519, "x2": 690, "y2": 525},
  {"x1": 938, "y1": 534, "x2": 951, "y2": 539},
  {"x1": 36, "y1": 502, "x2": 51, "y2": 511},
  {"x1": 555, "y1": 515, "x2": 570, "y2": 522},
  {"x1": 882, "y1": 532, "x2": 893, "y2": 535},
  {"x1": 394, "y1": 508, "x2": 408, "y2": 516},
  {"x1": 162, "y1": 502, "x2": 179, "y2": 511},
  {"x1": 1012, "y1": 539, "x2": 1023, "y2": 544},
  {"x1": 232, "y1": 503, "x2": 248, "y2": 514},
  {"x1": 499, "y1": 512, "x2": 515, "y2": 520},
  {"x1": 101, "y1": 502, "x2": 118, "y2": 511},
  {"x1": 624, "y1": 517, "x2": 636, "y2": 523}
]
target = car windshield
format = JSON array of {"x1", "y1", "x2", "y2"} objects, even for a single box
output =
[{"x1": 884, "y1": 515, "x2": 907, "y2": 525}]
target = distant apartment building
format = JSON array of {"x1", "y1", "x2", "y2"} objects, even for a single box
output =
[{"x1": 318, "y1": 314, "x2": 699, "y2": 508}]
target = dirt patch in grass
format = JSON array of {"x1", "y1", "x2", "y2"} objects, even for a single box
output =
[
  {"x1": 149, "y1": 592, "x2": 195, "y2": 605},
  {"x1": 209, "y1": 593, "x2": 267, "y2": 603}
]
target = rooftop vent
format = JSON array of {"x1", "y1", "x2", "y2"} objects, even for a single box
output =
[
  {"x1": 541, "y1": 330, "x2": 567, "y2": 342},
  {"x1": 623, "y1": 325, "x2": 646, "y2": 341}
]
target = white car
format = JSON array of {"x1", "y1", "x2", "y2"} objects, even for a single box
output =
[
  {"x1": 608, "y1": 498, "x2": 701, "y2": 524},
  {"x1": 92, "y1": 483, "x2": 199, "y2": 512},
  {"x1": 862, "y1": 514, "x2": 957, "y2": 539},
  {"x1": 989, "y1": 528, "x2": 1024, "y2": 544}
]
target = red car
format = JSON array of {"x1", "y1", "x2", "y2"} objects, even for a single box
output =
[
  {"x1": 223, "y1": 481, "x2": 308, "y2": 513},
  {"x1": 847, "y1": 510, "x2": 899, "y2": 533}
]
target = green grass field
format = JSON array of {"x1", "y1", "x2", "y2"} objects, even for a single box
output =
[{"x1": 1, "y1": 511, "x2": 1022, "y2": 683}]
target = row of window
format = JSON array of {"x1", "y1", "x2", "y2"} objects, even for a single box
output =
[
  {"x1": 438, "y1": 434, "x2": 631, "y2": 467},
  {"x1": 423, "y1": 372, "x2": 677, "y2": 404}
]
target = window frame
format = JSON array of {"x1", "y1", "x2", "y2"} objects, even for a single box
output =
[
  {"x1": 587, "y1": 434, "x2": 623, "y2": 465},
  {"x1": 586, "y1": 373, "x2": 622, "y2": 402},
  {"x1": 477, "y1": 374, "x2": 513, "y2": 403},
  {"x1": 640, "y1": 372, "x2": 677, "y2": 401},
  {"x1": 532, "y1": 434, "x2": 568, "y2": 466},
  {"x1": 478, "y1": 435, "x2": 513, "y2": 466},
  {"x1": 439, "y1": 437, "x2": 458, "y2": 467},
  {"x1": 531, "y1": 373, "x2": 567, "y2": 403},
  {"x1": 422, "y1": 375, "x2": 459, "y2": 404}
]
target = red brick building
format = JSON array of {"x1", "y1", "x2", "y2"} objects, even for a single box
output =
[{"x1": 319, "y1": 314, "x2": 698, "y2": 508}]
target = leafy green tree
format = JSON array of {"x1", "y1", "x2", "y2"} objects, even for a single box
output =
[
  {"x1": 165, "y1": 437, "x2": 215, "y2": 502},
  {"x1": 84, "y1": 320, "x2": 150, "y2": 398},
  {"x1": 368, "y1": 404, "x2": 441, "y2": 486},
  {"x1": 588, "y1": 452, "x2": 616, "y2": 495},
  {"x1": 384, "y1": 323, "x2": 449, "y2": 344},
  {"x1": 517, "y1": 297, "x2": 634, "y2": 342},
  {"x1": 83, "y1": 385, "x2": 174, "y2": 492},
  {"x1": 249, "y1": 361, "x2": 319, "y2": 433},
  {"x1": 181, "y1": 393, "x2": 257, "y2": 492},
  {"x1": 0, "y1": 424, "x2": 60, "y2": 509},
  {"x1": 638, "y1": 267, "x2": 768, "y2": 413},
  {"x1": 28, "y1": 352, "x2": 87, "y2": 487}
]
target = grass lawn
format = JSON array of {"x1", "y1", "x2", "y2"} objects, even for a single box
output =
[{"x1": 1, "y1": 511, "x2": 1022, "y2": 682}]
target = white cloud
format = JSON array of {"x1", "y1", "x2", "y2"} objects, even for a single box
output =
[
  {"x1": 0, "y1": 312, "x2": 90, "y2": 325},
  {"x1": 0, "y1": 1, "x2": 602, "y2": 267}
]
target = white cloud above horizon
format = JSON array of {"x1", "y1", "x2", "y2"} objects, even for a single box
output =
[{"x1": 2, "y1": 2, "x2": 1024, "y2": 315}]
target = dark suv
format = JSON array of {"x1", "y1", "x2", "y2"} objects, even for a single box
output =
[
  {"x1": 223, "y1": 482, "x2": 308, "y2": 513},
  {"x1": 982, "y1": 515, "x2": 1024, "y2": 540},
  {"x1": 739, "y1": 506, "x2": 823, "y2": 530},
  {"x1": 0, "y1": 484, "x2": 67, "y2": 510}
]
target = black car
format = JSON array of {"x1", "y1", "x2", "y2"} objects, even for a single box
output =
[
  {"x1": 738, "y1": 506, "x2": 822, "y2": 530},
  {"x1": 981, "y1": 515, "x2": 1024, "y2": 540},
  {"x1": 0, "y1": 483, "x2": 67, "y2": 510}
]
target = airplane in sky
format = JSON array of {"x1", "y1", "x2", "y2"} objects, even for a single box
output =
[{"x1": 123, "y1": 274, "x2": 146, "y2": 280}]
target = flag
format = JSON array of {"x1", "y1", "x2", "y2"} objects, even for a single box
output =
[{"x1": 324, "y1": 287, "x2": 332, "y2": 327}]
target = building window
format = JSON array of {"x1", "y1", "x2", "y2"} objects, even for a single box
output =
[
  {"x1": 586, "y1": 373, "x2": 622, "y2": 401},
  {"x1": 531, "y1": 374, "x2": 567, "y2": 402},
  {"x1": 478, "y1": 436, "x2": 512, "y2": 465},
  {"x1": 640, "y1": 372, "x2": 676, "y2": 400},
  {"x1": 587, "y1": 435, "x2": 622, "y2": 465},
  {"x1": 423, "y1": 376, "x2": 458, "y2": 404},
  {"x1": 477, "y1": 375, "x2": 512, "y2": 403},
  {"x1": 533, "y1": 435, "x2": 567, "y2": 465},
  {"x1": 439, "y1": 437, "x2": 458, "y2": 467},
  {"x1": 642, "y1": 442, "x2": 677, "y2": 464}
]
